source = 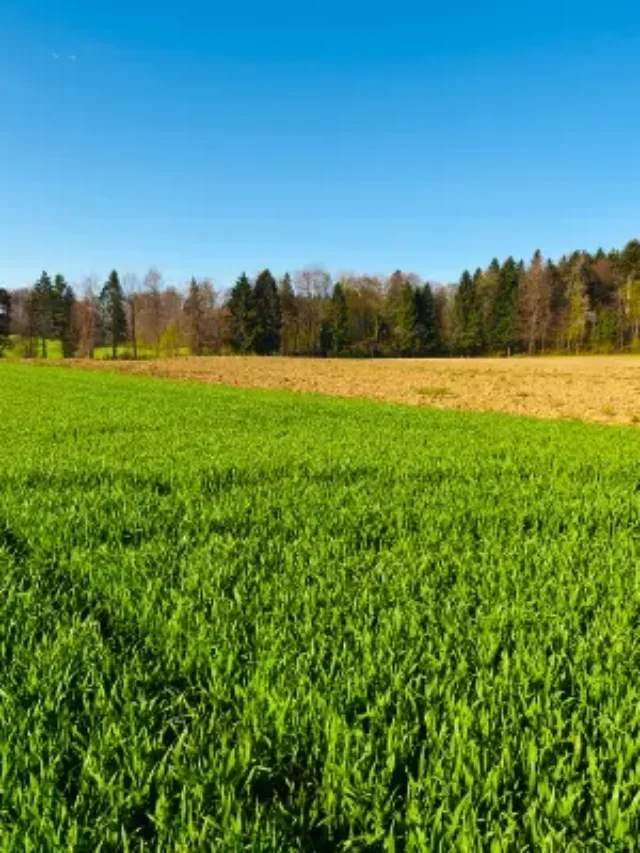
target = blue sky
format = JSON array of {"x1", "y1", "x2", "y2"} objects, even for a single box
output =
[{"x1": 1, "y1": 1, "x2": 639, "y2": 291}]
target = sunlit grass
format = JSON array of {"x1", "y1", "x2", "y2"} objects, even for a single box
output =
[{"x1": 2, "y1": 363, "x2": 640, "y2": 849}]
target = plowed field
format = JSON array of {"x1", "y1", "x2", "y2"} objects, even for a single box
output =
[{"x1": 61, "y1": 355, "x2": 640, "y2": 424}]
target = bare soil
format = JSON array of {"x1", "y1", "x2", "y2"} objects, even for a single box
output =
[{"x1": 61, "y1": 355, "x2": 640, "y2": 425}]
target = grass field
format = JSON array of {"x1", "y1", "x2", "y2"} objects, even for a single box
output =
[
  {"x1": 4, "y1": 338, "x2": 188, "y2": 362},
  {"x1": 3, "y1": 363, "x2": 640, "y2": 849},
  {"x1": 66, "y1": 353, "x2": 640, "y2": 426}
]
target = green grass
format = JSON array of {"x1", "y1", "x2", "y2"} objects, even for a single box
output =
[
  {"x1": 2, "y1": 363, "x2": 640, "y2": 850},
  {"x1": 3, "y1": 337, "x2": 189, "y2": 360},
  {"x1": 5, "y1": 337, "x2": 65, "y2": 359}
]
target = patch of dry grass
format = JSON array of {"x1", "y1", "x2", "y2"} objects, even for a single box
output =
[{"x1": 54, "y1": 355, "x2": 640, "y2": 425}]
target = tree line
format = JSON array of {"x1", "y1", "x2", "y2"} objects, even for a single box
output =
[{"x1": 2, "y1": 239, "x2": 640, "y2": 359}]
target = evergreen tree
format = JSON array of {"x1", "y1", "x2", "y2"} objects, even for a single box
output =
[
  {"x1": 394, "y1": 281, "x2": 420, "y2": 355},
  {"x1": 279, "y1": 273, "x2": 298, "y2": 354},
  {"x1": 385, "y1": 270, "x2": 406, "y2": 338},
  {"x1": 592, "y1": 307, "x2": 619, "y2": 352},
  {"x1": 52, "y1": 274, "x2": 76, "y2": 357},
  {"x1": 488, "y1": 257, "x2": 519, "y2": 353},
  {"x1": 252, "y1": 270, "x2": 281, "y2": 355},
  {"x1": 453, "y1": 270, "x2": 483, "y2": 354},
  {"x1": 0, "y1": 288, "x2": 10, "y2": 337},
  {"x1": 621, "y1": 240, "x2": 640, "y2": 280},
  {"x1": 587, "y1": 252, "x2": 615, "y2": 308},
  {"x1": 415, "y1": 283, "x2": 440, "y2": 354},
  {"x1": 0, "y1": 288, "x2": 11, "y2": 356},
  {"x1": 433, "y1": 287, "x2": 454, "y2": 353},
  {"x1": 477, "y1": 259, "x2": 501, "y2": 347},
  {"x1": 330, "y1": 282, "x2": 349, "y2": 355},
  {"x1": 34, "y1": 271, "x2": 53, "y2": 357},
  {"x1": 228, "y1": 273, "x2": 255, "y2": 353},
  {"x1": 472, "y1": 268, "x2": 485, "y2": 347},
  {"x1": 100, "y1": 270, "x2": 127, "y2": 359},
  {"x1": 184, "y1": 277, "x2": 206, "y2": 355},
  {"x1": 319, "y1": 319, "x2": 333, "y2": 356}
]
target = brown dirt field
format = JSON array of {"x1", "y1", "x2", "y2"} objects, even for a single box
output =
[{"x1": 59, "y1": 355, "x2": 640, "y2": 425}]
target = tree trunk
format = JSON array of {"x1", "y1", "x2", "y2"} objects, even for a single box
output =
[{"x1": 131, "y1": 304, "x2": 137, "y2": 360}]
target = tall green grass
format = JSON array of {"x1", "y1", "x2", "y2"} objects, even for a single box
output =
[{"x1": 2, "y1": 363, "x2": 640, "y2": 850}]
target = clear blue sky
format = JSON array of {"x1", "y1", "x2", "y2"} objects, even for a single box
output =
[{"x1": 1, "y1": 1, "x2": 639, "y2": 291}]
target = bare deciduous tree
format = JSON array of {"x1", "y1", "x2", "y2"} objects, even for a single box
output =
[
  {"x1": 142, "y1": 267, "x2": 164, "y2": 357},
  {"x1": 294, "y1": 266, "x2": 331, "y2": 354},
  {"x1": 74, "y1": 276, "x2": 100, "y2": 358},
  {"x1": 122, "y1": 273, "x2": 140, "y2": 359},
  {"x1": 518, "y1": 251, "x2": 551, "y2": 354}
]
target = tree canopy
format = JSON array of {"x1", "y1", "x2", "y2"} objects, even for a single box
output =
[{"x1": 6, "y1": 240, "x2": 640, "y2": 358}]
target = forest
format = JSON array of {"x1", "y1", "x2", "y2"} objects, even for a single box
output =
[{"x1": 1, "y1": 239, "x2": 640, "y2": 359}]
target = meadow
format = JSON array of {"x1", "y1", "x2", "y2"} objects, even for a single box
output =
[
  {"x1": 4, "y1": 338, "x2": 186, "y2": 362},
  {"x1": 2, "y1": 363, "x2": 640, "y2": 850}
]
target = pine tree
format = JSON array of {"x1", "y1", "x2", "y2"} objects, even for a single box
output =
[
  {"x1": 252, "y1": 270, "x2": 281, "y2": 355},
  {"x1": 385, "y1": 271, "x2": 406, "y2": 338},
  {"x1": 488, "y1": 258, "x2": 519, "y2": 354},
  {"x1": 415, "y1": 283, "x2": 440, "y2": 355},
  {"x1": 100, "y1": 270, "x2": 127, "y2": 359},
  {"x1": 394, "y1": 281, "x2": 419, "y2": 355},
  {"x1": 0, "y1": 289, "x2": 10, "y2": 337},
  {"x1": 33, "y1": 271, "x2": 53, "y2": 357},
  {"x1": 184, "y1": 277, "x2": 206, "y2": 355},
  {"x1": 52, "y1": 274, "x2": 76, "y2": 357},
  {"x1": 0, "y1": 288, "x2": 11, "y2": 356},
  {"x1": 472, "y1": 268, "x2": 485, "y2": 347},
  {"x1": 228, "y1": 273, "x2": 255, "y2": 353},
  {"x1": 476, "y1": 259, "x2": 501, "y2": 348},
  {"x1": 319, "y1": 319, "x2": 332, "y2": 356},
  {"x1": 621, "y1": 240, "x2": 640, "y2": 279},
  {"x1": 453, "y1": 270, "x2": 483, "y2": 354},
  {"x1": 330, "y1": 282, "x2": 349, "y2": 355},
  {"x1": 279, "y1": 273, "x2": 298, "y2": 354}
]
